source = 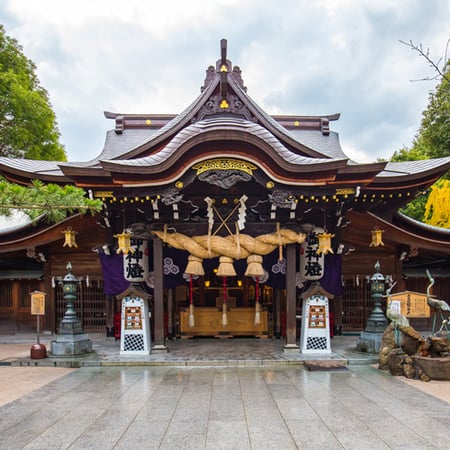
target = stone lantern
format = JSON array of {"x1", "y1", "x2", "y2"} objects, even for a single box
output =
[
  {"x1": 50, "y1": 262, "x2": 93, "y2": 356},
  {"x1": 357, "y1": 261, "x2": 388, "y2": 353}
]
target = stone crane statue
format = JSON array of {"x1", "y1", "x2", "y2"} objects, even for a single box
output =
[
  {"x1": 426, "y1": 269, "x2": 450, "y2": 334},
  {"x1": 385, "y1": 282, "x2": 409, "y2": 345}
]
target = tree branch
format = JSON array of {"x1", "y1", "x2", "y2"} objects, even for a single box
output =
[{"x1": 399, "y1": 39, "x2": 450, "y2": 83}]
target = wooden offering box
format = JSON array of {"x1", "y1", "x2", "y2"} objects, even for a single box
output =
[{"x1": 179, "y1": 307, "x2": 268, "y2": 338}]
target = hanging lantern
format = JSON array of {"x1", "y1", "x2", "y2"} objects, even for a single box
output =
[
  {"x1": 216, "y1": 256, "x2": 236, "y2": 277},
  {"x1": 114, "y1": 231, "x2": 133, "y2": 254},
  {"x1": 369, "y1": 227, "x2": 384, "y2": 247},
  {"x1": 184, "y1": 255, "x2": 205, "y2": 276},
  {"x1": 316, "y1": 232, "x2": 334, "y2": 255},
  {"x1": 62, "y1": 227, "x2": 78, "y2": 248}
]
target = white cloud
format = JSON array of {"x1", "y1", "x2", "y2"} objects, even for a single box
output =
[{"x1": 1, "y1": 0, "x2": 448, "y2": 162}]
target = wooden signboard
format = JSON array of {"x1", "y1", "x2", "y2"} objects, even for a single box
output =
[
  {"x1": 308, "y1": 305, "x2": 326, "y2": 328},
  {"x1": 387, "y1": 291, "x2": 430, "y2": 318},
  {"x1": 124, "y1": 306, "x2": 143, "y2": 330},
  {"x1": 30, "y1": 291, "x2": 46, "y2": 315}
]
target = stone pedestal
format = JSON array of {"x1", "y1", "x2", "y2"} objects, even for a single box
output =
[
  {"x1": 51, "y1": 333, "x2": 93, "y2": 356},
  {"x1": 357, "y1": 331, "x2": 384, "y2": 354}
]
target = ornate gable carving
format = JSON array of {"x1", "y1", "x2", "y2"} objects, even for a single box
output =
[{"x1": 193, "y1": 94, "x2": 256, "y2": 123}]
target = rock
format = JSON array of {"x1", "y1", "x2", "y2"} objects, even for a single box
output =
[{"x1": 413, "y1": 355, "x2": 450, "y2": 381}]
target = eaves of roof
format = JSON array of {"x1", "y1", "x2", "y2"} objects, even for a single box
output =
[
  {"x1": 372, "y1": 157, "x2": 450, "y2": 184},
  {"x1": 0, "y1": 157, "x2": 69, "y2": 183},
  {"x1": 98, "y1": 117, "x2": 349, "y2": 178}
]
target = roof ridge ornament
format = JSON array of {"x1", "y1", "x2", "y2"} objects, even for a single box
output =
[{"x1": 201, "y1": 39, "x2": 247, "y2": 93}]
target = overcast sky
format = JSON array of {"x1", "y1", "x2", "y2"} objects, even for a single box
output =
[{"x1": 1, "y1": 0, "x2": 449, "y2": 163}]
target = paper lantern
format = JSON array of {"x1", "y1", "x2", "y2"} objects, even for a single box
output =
[
  {"x1": 115, "y1": 232, "x2": 133, "y2": 254},
  {"x1": 62, "y1": 227, "x2": 78, "y2": 248},
  {"x1": 370, "y1": 227, "x2": 384, "y2": 247},
  {"x1": 316, "y1": 232, "x2": 334, "y2": 255}
]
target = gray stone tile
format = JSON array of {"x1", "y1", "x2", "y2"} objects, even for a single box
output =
[
  {"x1": 205, "y1": 419, "x2": 251, "y2": 449},
  {"x1": 248, "y1": 430, "x2": 297, "y2": 449},
  {"x1": 159, "y1": 431, "x2": 206, "y2": 449},
  {"x1": 286, "y1": 418, "x2": 344, "y2": 449}
]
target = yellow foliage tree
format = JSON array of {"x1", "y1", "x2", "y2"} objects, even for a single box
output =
[{"x1": 423, "y1": 179, "x2": 450, "y2": 228}]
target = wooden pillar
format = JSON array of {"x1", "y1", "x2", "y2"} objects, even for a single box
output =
[
  {"x1": 152, "y1": 237, "x2": 167, "y2": 351},
  {"x1": 284, "y1": 243, "x2": 299, "y2": 350},
  {"x1": 274, "y1": 288, "x2": 281, "y2": 338},
  {"x1": 105, "y1": 294, "x2": 115, "y2": 338}
]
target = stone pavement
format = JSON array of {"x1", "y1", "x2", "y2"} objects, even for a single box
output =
[
  {"x1": 0, "y1": 333, "x2": 449, "y2": 449},
  {"x1": 0, "y1": 363, "x2": 449, "y2": 449}
]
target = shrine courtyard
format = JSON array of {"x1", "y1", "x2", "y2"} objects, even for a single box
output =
[{"x1": 0, "y1": 335, "x2": 449, "y2": 449}]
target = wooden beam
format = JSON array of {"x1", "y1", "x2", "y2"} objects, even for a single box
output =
[{"x1": 285, "y1": 244, "x2": 299, "y2": 349}]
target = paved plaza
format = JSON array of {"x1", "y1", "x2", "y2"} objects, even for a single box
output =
[{"x1": 0, "y1": 362, "x2": 449, "y2": 449}]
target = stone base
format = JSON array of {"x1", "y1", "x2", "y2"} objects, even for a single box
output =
[
  {"x1": 50, "y1": 333, "x2": 93, "y2": 356},
  {"x1": 414, "y1": 355, "x2": 450, "y2": 381},
  {"x1": 284, "y1": 344, "x2": 300, "y2": 353},
  {"x1": 357, "y1": 331, "x2": 384, "y2": 354}
]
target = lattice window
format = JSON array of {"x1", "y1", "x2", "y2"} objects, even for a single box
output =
[
  {"x1": 0, "y1": 283, "x2": 13, "y2": 308},
  {"x1": 341, "y1": 279, "x2": 372, "y2": 331},
  {"x1": 19, "y1": 280, "x2": 39, "y2": 308},
  {"x1": 55, "y1": 279, "x2": 106, "y2": 332}
]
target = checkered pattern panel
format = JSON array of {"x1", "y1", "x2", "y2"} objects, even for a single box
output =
[
  {"x1": 306, "y1": 336, "x2": 327, "y2": 350},
  {"x1": 124, "y1": 334, "x2": 145, "y2": 351}
]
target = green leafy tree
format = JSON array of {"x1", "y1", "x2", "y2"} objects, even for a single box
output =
[
  {"x1": 391, "y1": 56, "x2": 450, "y2": 223},
  {"x1": 0, "y1": 25, "x2": 66, "y2": 160},
  {"x1": 0, "y1": 177, "x2": 102, "y2": 223}
]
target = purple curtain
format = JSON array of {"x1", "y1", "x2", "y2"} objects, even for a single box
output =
[
  {"x1": 320, "y1": 254, "x2": 343, "y2": 296},
  {"x1": 99, "y1": 253, "x2": 130, "y2": 295}
]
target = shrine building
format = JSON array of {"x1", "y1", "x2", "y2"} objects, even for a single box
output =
[{"x1": 0, "y1": 40, "x2": 449, "y2": 351}]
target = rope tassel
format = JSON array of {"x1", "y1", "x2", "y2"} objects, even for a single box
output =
[{"x1": 189, "y1": 274, "x2": 195, "y2": 327}]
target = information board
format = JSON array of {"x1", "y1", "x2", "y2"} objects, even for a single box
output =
[
  {"x1": 120, "y1": 295, "x2": 151, "y2": 355},
  {"x1": 300, "y1": 294, "x2": 331, "y2": 354},
  {"x1": 30, "y1": 291, "x2": 46, "y2": 315},
  {"x1": 387, "y1": 291, "x2": 430, "y2": 318}
]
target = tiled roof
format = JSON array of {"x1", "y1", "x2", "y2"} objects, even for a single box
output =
[
  {"x1": 376, "y1": 157, "x2": 450, "y2": 178},
  {"x1": 101, "y1": 117, "x2": 345, "y2": 171},
  {"x1": 0, "y1": 157, "x2": 64, "y2": 176}
]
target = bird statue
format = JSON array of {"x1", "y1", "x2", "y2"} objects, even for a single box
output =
[
  {"x1": 385, "y1": 282, "x2": 409, "y2": 345},
  {"x1": 426, "y1": 269, "x2": 450, "y2": 334}
]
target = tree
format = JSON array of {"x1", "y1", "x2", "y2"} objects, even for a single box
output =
[
  {"x1": 391, "y1": 45, "x2": 449, "y2": 223},
  {"x1": 0, "y1": 177, "x2": 102, "y2": 223},
  {"x1": 0, "y1": 25, "x2": 66, "y2": 160},
  {"x1": 423, "y1": 179, "x2": 450, "y2": 228}
]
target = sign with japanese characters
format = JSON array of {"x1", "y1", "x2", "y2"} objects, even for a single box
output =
[
  {"x1": 123, "y1": 238, "x2": 149, "y2": 282},
  {"x1": 30, "y1": 291, "x2": 46, "y2": 315},
  {"x1": 387, "y1": 291, "x2": 430, "y2": 318},
  {"x1": 124, "y1": 306, "x2": 143, "y2": 330},
  {"x1": 299, "y1": 227, "x2": 324, "y2": 280}
]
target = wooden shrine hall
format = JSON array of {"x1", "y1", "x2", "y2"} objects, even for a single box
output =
[{"x1": 0, "y1": 39, "x2": 449, "y2": 351}]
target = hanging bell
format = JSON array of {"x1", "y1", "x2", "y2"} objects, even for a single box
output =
[
  {"x1": 245, "y1": 254, "x2": 265, "y2": 278},
  {"x1": 184, "y1": 255, "x2": 205, "y2": 276},
  {"x1": 216, "y1": 256, "x2": 236, "y2": 277}
]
